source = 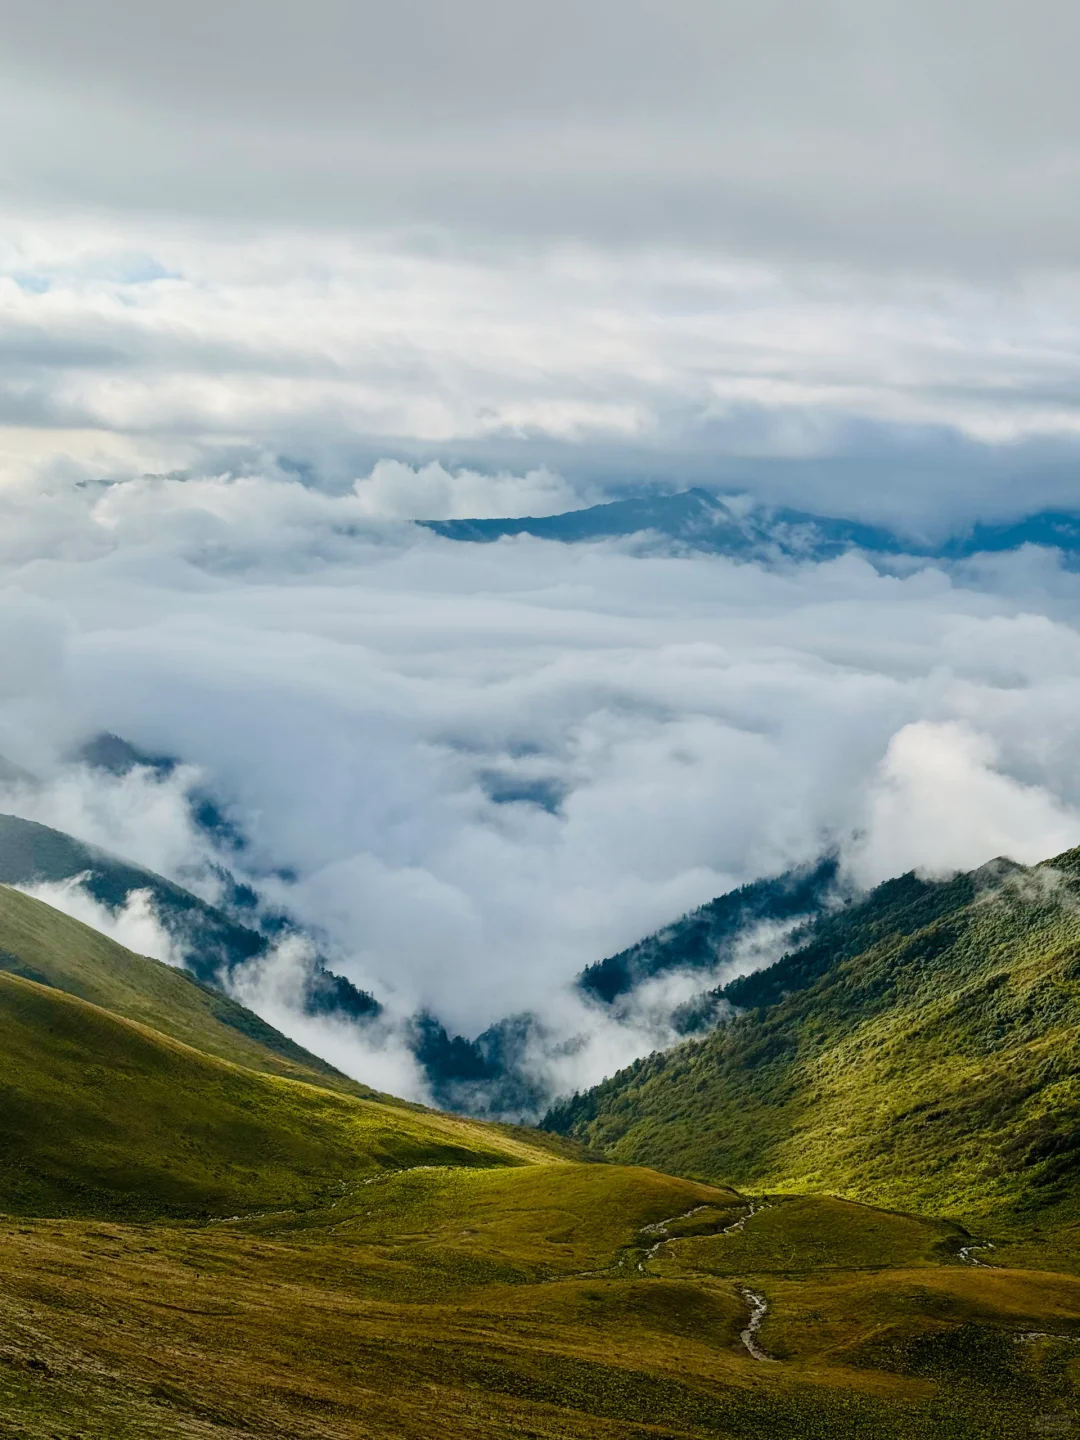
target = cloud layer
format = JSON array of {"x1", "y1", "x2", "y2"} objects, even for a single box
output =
[
  {"x1": 2, "y1": 1, "x2": 1079, "y2": 270},
  {"x1": 4, "y1": 214, "x2": 1080, "y2": 537},
  {"x1": 6, "y1": 3, "x2": 1080, "y2": 1100},
  {"x1": 3, "y1": 469, "x2": 1080, "y2": 1105}
]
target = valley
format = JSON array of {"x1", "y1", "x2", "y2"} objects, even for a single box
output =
[
  {"x1": 1, "y1": 872, "x2": 1079, "y2": 1436},
  {"x1": 5, "y1": 9, "x2": 1080, "y2": 1434}
]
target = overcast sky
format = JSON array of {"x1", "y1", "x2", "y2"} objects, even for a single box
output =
[
  {"x1": 0, "y1": 0, "x2": 1079, "y2": 520},
  {"x1": 4, "y1": 4, "x2": 1080, "y2": 1098},
  {"x1": 2, "y1": 0, "x2": 1079, "y2": 267}
]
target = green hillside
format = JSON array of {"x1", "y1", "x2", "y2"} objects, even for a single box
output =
[
  {"x1": 0, "y1": 810, "x2": 382, "y2": 1017},
  {"x1": 0, "y1": 811, "x2": 270, "y2": 982},
  {"x1": 0, "y1": 967, "x2": 543, "y2": 1218},
  {"x1": 0, "y1": 883, "x2": 384, "y2": 1097},
  {"x1": 3, "y1": 880, "x2": 1080, "y2": 1436},
  {"x1": 546, "y1": 849, "x2": 1080, "y2": 1256}
]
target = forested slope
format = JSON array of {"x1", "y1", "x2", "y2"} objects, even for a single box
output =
[{"x1": 546, "y1": 851, "x2": 1080, "y2": 1245}]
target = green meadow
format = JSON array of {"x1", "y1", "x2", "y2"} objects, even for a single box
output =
[{"x1": 2, "y1": 878, "x2": 1080, "y2": 1437}]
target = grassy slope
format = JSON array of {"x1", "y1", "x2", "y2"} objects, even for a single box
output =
[
  {"x1": 547, "y1": 851, "x2": 1080, "y2": 1250},
  {"x1": 0, "y1": 884, "x2": 385, "y2": 1098},
  {"x1": 0, "y1": 966, "x2": 559, "y2": 1219},
  {"x1": 3, "y1": 1178, "x2": 1079, "y2": 1438},
  {"x1": 2, "y1": 886, "x2": 1079, "y2": 1436},
  {"x1": 0, "y1": 810, "x2": 272, "y2": 985}
]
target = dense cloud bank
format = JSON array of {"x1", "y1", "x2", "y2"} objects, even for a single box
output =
[{"x1": 3, "y1": 468, "x2": 1080, "y2": 1101}]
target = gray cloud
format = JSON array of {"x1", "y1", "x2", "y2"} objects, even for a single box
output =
[
  {"x1": 1, "y1": 2, "x2": 1079, "y2": 267},
  {"x1": 3, "y1": 217, "x2": 1080, "y2": 533}
]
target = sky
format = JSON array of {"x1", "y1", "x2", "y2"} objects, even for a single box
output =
[{"x1": 3, "y1": 1, "x2": 1080, "y2": 1100}]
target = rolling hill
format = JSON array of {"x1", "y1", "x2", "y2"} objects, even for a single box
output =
[
  {"x1": 0, "y1": 884, "x2": 581, "y2": 1221},
  {"x1": 0, "y1": 882, "x2": 384, "y2": 1097},
  {"x1": 2, "y1": 878, "x2": 1080, "y2": 1436}
]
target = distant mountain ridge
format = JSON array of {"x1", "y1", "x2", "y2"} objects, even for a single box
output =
[
  {"x1": 423, "y1": 486, "x2": 1080, "y2": 563},
  {"x1": 578, "y1": 856, "x2": 840, "y2": 1010},
  {"x1": 0, "y1": 810, "x2": 382, "y2": 1023}
]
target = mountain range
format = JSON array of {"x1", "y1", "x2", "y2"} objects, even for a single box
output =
[
  {"x1": 423, "y1": 486, "x2": 1080, "y2": 564},
  {"x1": 0, "y1": 806, "x2": 842, "y2": 1120},
  {"x1": 545, "y1": 851, "x2": 1080, "y2": 1254}
]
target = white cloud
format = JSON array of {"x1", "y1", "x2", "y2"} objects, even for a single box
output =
[
  {"x1": 13, "y1": 876, "x2": 183, "y2": 966},
  {"x1": 849, "y1": 720, "x2": 1080, "y2": 887},
  {"x1": 1, "y1": 759, "x2": 218, "y2": 896},
  {"x1": 509, "y1": 914, "x2": 807, "y2": 1105},
  {"x1": 223, "y1": 933, "x2": 431, "y2": 1102},
  {"x1": 352, "y1": 460, "x2": 586, "y2": 520},
  {"x1": 3, "y1": 469, "x2": 1080, "y2": 1076}
]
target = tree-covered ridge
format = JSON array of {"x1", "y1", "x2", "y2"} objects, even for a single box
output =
[
  {"x1": 578, "y1": 856, "x2": 839, "y2": 1006},
  {"x1": 546, "y1": 848, "x2": 1080, "y2": 1249},
  {"x1": 0, "y1": 810, "x2": 381, "y2": 1018}
]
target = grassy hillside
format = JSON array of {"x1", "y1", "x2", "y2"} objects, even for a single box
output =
[
  {"x1": 0, "y1": 883, "x2": 383, "y2": 1097},
  {"x1": 3, "y1": 882, "x2": 1080, "y2": 1436},
  {"x1": 546, "y1": 850, "x2": 1080, "y2": 1251},
  {"x1": 4, "y1": 1151, "x2": 1080, "y2": 1437},
  {"x1": 0, "y1": 811, "x2": 270, "y2": 982},
  {"x1": 0, "y1": 810, "x2": 381, "y2": 1016},
  {"x1": 0, "y1": 965, "x2": 561, "y2": 1219}
]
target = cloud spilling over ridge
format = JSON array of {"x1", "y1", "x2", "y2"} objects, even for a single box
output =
[
  {"x1": 3, "y1": 466, "x2": 1080, "y2": 1106},
  {"x1": 492, "y1": 914, "x2": 808, "y2": 1117},
  {"x1": 223, "y1": 933, "x2": 429, "y2": 1101},
  {"x1": 14, "y1": 876, "x2": 183, "y2": 967},
  {"x1": 850, "y1": 721, "x2": 1080, "y2": 887}
]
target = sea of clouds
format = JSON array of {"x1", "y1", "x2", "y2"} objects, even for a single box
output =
[
  {"x1": 2, "y1": 90, "x2": 1080, "y2": 1105},
  {"x1": 3, "y1": 462, "x2": 1080, "y2": 1102},
  {"x1": 3, "y1": 0, "x2": 1080, "y2": 1108}
]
